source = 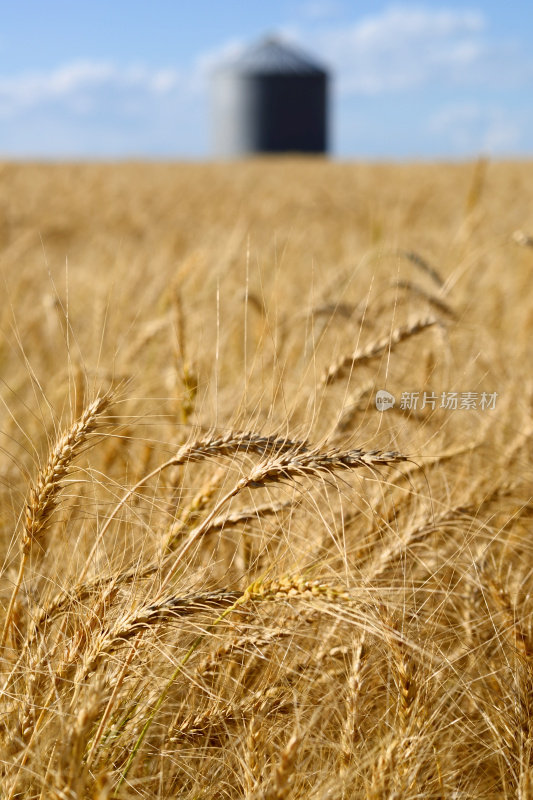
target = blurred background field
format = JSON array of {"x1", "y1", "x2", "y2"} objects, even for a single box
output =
[{"x1": 2, "y1": 158, "x2": 532, "y2": 417}]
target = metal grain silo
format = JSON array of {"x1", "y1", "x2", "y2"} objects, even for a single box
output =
[{"x1": 212, "y1": 36, "x2": 329, "y2": 157}]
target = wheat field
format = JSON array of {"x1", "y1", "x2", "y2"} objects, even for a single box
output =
[{"x1": 0, "y1": 158, "x2": 532, "y2": 798}]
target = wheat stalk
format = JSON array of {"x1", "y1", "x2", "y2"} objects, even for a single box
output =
[
  {"x1": 321, "y1": 316, "x2": 439, "y2": 387},
  {"x1": 1, "y1": 393, "x2": 112, "y2": 649},
  {"x1": 398, "y1": 250, "x2": 445, "y2": 287},
  {"x1": 392, "y1": 279, "x2": 457, "y2": 318},
  {"x1": 156, "y1": 444, "x2": 407, "y2": 596},
  {"x1": 340, "y1": 636, "x2": 367, "y2": 774},
  {"x1": 77, "y1": 431, "x2": 309, "y2": 583},
  {"x1": 84, "y1": 576, "x2": 354, "y2": 674}
]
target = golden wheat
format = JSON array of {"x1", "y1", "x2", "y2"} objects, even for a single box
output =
[{"x1": 0, "y1": 159, "x2": 532, "y2": 798}]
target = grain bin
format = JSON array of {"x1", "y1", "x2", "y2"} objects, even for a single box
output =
[{"x1": 212, "y1": 36, "x2": 329, "y2": 157}]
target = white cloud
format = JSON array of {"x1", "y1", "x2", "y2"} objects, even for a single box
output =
[
  {"x1": 428, "y1": 103, "x2": 523, "y2": 154},
  {"x1": 0, "y1": 59, "x2": 207, "y2": 157},
  {"x1": 303, "y1": 5, "x2": 529, "y2": 95},
  {"x1": 356, "y1": 6, "x2": 483, "y2": 42},
  {"x1": 192, "y1": 5, "x2": 532, "y2": 99},
  {"x1": 193, "y1": 39, "x2": 246, "y2": 82},
  {"x1": 299, "y1": 1, "x2": 344, "y2": 20},
  {"x1": 0, "y1": 60, "x2": 183, "y2": 118}
]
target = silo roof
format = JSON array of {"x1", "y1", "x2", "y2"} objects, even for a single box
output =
[{"x1": 216, "y1": 36, "x2": 328, "y2": 76}]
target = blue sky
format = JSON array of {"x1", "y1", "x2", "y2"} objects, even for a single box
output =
[{"x1": 0, "y1": 1, "x2": 531, "y2": 159}]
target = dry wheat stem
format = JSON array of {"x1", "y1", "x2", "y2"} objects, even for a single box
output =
[
  {"x1": 114, "y1": 581, "x2": 260, "y2": 791},
  {"x1": 72, "y1": 575, "x2": 366, "y2": 782},
  {"x1": 398, "y1": 250, "x2": 445, "y2": 287},
  {"x1": 333, "y1": 379, "x2": 375, "y2": 436},
  {"x1": 158, "y1": 444, "x2": 407, "y2": 596},
  {"x1": 18, "y1": 434, "x2": 313, "y2": 664},
  {"x1": 78, "y1": 430, "x2": 309, "y2": 586},
  {"x1": 321, "y1": 316, "x2": 439, "y2": 386},
  {"x1": 86, "y1": 577, "x2": 352, "y2": 674},
  {"x1": 167, "y1": 684, "x2": 291, "y2": 742},
  {"x1": 311, "y1": 301, "x2": 359, "y2": 320},
  {"x1": 28, "y1": 496, "x2": 293, "y2": 647},
  {"x1": 485, "y1": 574, "x2": 533, "y2": 658},
  {"x1": 369, "y1": 506, "x2": 461, "y2": 581},
  {"x1": 204, "y1": 499, "x2": 292, "y2": 530},
  {"x1": 195, "y1": 628, "x2": 292, "y2": 678},
  {"x1": 163, "y1": 496, "x2": 292, "y2": 553},
  {"x1": 392, "y1": 279, "x2": 457, "y2": 318},
  {"x1": 28, "y1": 497, "x2": 292, "y2": 646},
  {"x1": 85, "y1": 636, "x2": 140, "y2": 767}
]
